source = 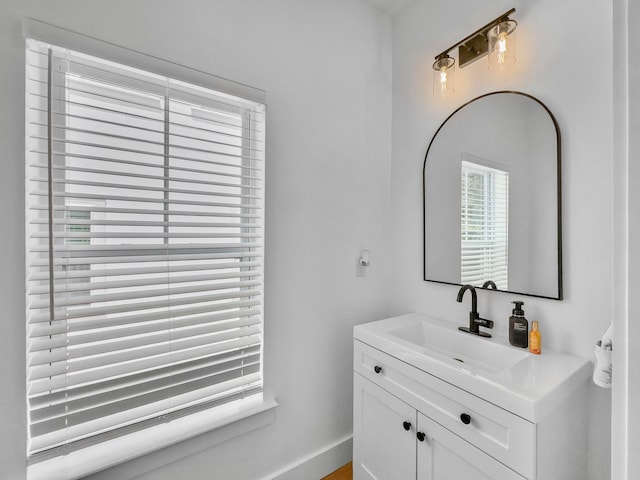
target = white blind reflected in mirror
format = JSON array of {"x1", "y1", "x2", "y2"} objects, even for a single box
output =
[
  {"x1": 25, "y1": 39, "x2": 265, "y2": 457},
  {"x1": 460, "y1": 157, "x2": 509, "y2": 290}
]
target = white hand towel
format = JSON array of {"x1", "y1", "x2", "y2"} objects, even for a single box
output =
[
  {"x1": 601, "y1": 322, "x2": 613, "y2": 347},
  {"x1": 593, "y1": 322, "x2": 612, "y2": 388}
]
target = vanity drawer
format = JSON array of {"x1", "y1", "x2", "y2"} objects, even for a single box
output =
[{"x1": 354, "y1": 340, "x2": 536, "y2": 478}]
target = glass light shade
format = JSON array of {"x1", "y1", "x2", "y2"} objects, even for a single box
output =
[
  {"x1": 488, "y1": 20, "x2": 517, "y2": 71},
  {"x1": 432, "y1": 56, "x2": 455, "y2": 97}
]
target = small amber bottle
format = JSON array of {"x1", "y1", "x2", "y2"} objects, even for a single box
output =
[{"x1": 529, "y1": 321, "x2": 541, "y2": 354}]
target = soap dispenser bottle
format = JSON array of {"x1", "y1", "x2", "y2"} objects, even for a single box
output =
[{"x1": 509, "y1": 301, "x2": 529, "y2": 348}]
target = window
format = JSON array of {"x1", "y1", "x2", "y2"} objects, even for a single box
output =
[
  {"x1": 25, "y1": 39, "x2": 265, "y2": 458},
  {"x1": 460, "y1": 157, "x2": 509, "y2": 289}
]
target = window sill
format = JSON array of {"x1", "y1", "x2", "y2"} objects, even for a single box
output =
[{"x1": 27, "y1": 395, "x2": 278, "y2": 480}]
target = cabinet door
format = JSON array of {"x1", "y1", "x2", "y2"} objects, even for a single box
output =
[
  {"x1": 354, "y1": 374, "x2": 416, "y2": 480},
  {"x1": 416, "y1": 413, "x2": 526, "y2": 480}
]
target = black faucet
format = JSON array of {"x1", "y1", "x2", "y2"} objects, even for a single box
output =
[
  {"x1": 482, "y1": 280, "x2": 497, "y2": 290},
  {"x1": 457, "y1": 285, "x2": 494, "y2": 338}
]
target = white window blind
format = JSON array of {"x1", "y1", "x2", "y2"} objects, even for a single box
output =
[
  {"x1": 25, "y1": 39, "x2": 265, "y2": 457},
  {"x1": 460, "y1": 158, "x2": 509, "y2": 289}
]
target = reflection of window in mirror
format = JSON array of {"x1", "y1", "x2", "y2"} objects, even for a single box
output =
[{"x1": 460, "y1": 154, "x2": 509, "y2": 290}]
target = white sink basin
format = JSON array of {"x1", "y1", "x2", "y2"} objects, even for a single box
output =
[
  {"x1": 354, "y1": 312, "x2": 591, "y2": 422},
  {"x1": 388, "y1": 319, "x2": 529, "y2": 375}
]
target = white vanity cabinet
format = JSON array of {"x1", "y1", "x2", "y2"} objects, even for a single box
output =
[
  {"x1": 353, "y1": 326, "x2": 590, "y2": 480},
  {"x1": 354, "y1": 373, "x2": 525, "y2": 480}
]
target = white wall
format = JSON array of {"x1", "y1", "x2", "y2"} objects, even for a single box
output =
[
  {"x1": 625, "y1": 2, "x2": 640, "y2": 470},
  {"x1": 0, "y1": 1, "x2": 392, "y2": 479},
  {"x1": 612, "y1": 1, "x2": 640, "y2": 479},
  {"x1": 389, "y1": 1, "x2": 612, "y2": 479}
]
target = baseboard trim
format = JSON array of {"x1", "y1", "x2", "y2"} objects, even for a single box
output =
[{"x1": 262, "y1": 435, "x2": 353, "y2": 480}]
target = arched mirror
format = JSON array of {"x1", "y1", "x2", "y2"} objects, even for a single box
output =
[{"x1": 423, "y1": 91, "x2": 562, "y2": 299}]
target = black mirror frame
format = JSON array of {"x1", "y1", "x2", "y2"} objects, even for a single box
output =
[{"x1": 422, "y1": 91, "x2": 563, "y2": 300}]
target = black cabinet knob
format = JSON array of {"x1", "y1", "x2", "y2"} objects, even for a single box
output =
[
  {"x1": 374, "y1": 365, "x2": 382, "y2": 374},
  {"x1": 403, "y1": 421, "x2": 411, "y2": 431},
  {"x1": 460, "y1": 413, "x2": 471, "y2": 425},
  {"x1": 416, "y1": 431, "x2": 426, "y2": 442}
]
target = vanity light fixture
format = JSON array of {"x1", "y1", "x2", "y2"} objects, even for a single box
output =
[{"x1": 432, "y1": 8, "x2": 517, "y2": 97}]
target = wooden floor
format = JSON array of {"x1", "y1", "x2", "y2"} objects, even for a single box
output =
[{"x1": 321, "y1": 462, "x2": 352, "y2": 480}]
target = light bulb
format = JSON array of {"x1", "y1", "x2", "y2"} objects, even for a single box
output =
[
  {"x1": 497, "y1": 33, "x2": 508, "y2": 64},
  {"x1": 440, "y1": 68, "x2": 448, "y2": 91}
]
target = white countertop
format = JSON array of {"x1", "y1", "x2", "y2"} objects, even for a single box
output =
[{"x1": 354, "y1": 312, "x2": 592, "y2": 422}]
